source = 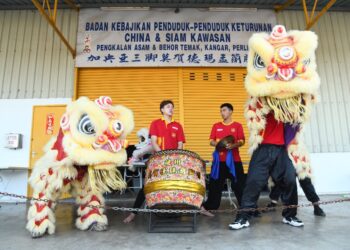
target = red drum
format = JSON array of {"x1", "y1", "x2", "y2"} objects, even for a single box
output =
[{"x1": 144, "y1": 149, "x2": 206, "y2": 209}]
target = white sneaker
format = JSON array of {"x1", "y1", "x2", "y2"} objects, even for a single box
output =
[
  {"x1": 282, "y1": 217, "x2": 304, "y2": 227},
  {"x1": 228, "y1": 218, "x2": 250, "y2": 230}
]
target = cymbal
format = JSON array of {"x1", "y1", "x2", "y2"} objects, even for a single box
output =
[{"x1": 215, "y1": 135, "x2": 235, "y2": 151}]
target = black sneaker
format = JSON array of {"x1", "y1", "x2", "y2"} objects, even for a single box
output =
[
  {"x1": 314, "y1": 205, "x2": 326, "y2": 217},
  {"x1": 282, "y1": 216, "x2": 304, "y2": 227},
  {"x1": 228, "y1": 218, "x2": 250, "y2": 230}
]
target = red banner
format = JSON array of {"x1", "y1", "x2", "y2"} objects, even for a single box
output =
[{"x1": 46, "y1": 113, "x2": 54, "y2": 135}]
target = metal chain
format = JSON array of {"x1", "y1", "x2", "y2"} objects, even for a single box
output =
[
  {"x1": 1, "y1": 191, "x2": 349, "y2": 214},
  {"x1": 0, "y1": 192, "x2": 53, "y2": 204}
]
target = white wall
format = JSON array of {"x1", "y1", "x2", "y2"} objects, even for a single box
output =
[
  {"x1": 0, "y1": 98, "x2": 71, "y2": 202},
  {"x1": 0, "y1": 10, "x2": 77, "y2": 99},
  {"x1": 308, "y1": 153, "x2": 350, "y2": 195},
  {"x1": 0, "y1": 171, "x2": 28, "y2": 203}
]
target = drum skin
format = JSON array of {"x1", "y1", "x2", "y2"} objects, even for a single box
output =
[{"x1": 144, "y1": 149, "x2": 206, "y2": 209}]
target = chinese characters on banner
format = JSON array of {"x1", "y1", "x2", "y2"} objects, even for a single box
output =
[
  {"x1": 76, "y1": 8, "x2": 276, "y2": 67},
  {"x1": 46, "y1": 114, "x2": 54, "y2": 135}
]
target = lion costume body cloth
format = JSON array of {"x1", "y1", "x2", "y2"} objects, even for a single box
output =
[
  {"x1": 245, "y1": 25, "x2": 320, "y2": 180},
  {"x1": 26, "y1": 96, "x2": 134, "y2": 237}
]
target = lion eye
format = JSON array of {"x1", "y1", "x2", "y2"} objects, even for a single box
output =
[
  {"x1": 253, "y1": 53, "x2": 265, "y2": 69},
  {"x1": 78, "y1": 114, "x2": 96, "y2": 135},
  {"x1": 112, "y1": 120, "x2": 124, "y2": 134}
]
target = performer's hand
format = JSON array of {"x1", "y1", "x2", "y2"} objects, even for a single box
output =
[
  {"x1": 210, "y1": 140, "x2": 217, "y2": 147},
  {"x1": 225, "y1": 143, "x2": 234, "y2": 150}
]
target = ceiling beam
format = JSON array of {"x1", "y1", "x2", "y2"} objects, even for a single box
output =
[
  {"x1": 310, "y1": 0, "x2": 318, "y2": 20},
  {"x1": 275, "y1": 0, "x2": 338, "y2": 30},
  {"x1": 274, "y1": 0, "x2": 296, "y2": 12},
  {"x1": 302, "y1": 0, "x2": 310, "y2": 24},
  {"x1": 1, "y1": 3, "x2": 350, "y2": 11},
  {"x1": 63, "y1": 0, "x2": 80, "y2": 11},
  {"x1": 31, "y1": 0, "x2": 79, "y2": 58},
  {"x1": 306, "y1": 0, "x2": 337, "y2": 29}
]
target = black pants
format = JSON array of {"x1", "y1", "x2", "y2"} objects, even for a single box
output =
[
  {"x1": 131, "y1": 187, "x2": 145, "y2": 214},
  {"x1": 270, "y1": 177, "x2": 320, "y2": 203},
  {"x1": 203, "y1": 161, "x2": 246, "y2": 210},
  {"x1": 239, "y1": 144, "x2": 298, "y2": 219}
]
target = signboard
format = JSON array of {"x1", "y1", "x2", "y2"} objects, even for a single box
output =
[{"x1": 76, "y1": 8, "x2": 276, "y2": 67}]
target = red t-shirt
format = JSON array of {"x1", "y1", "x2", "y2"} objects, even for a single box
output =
[
  {"x1": 209, "y1": 122, "x2": 245, "y2": 162},
  {"x1": 262, "y1": 113, "x2": 285, "y2": 145},
  {"x1": 149, "y1": 118, "x2": 186, "y2": 150}
]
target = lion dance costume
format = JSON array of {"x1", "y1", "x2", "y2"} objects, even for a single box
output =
[
  {"x1": 229, "y1": 25, "x2": 320, "y2": 229},
  {"x1": 245, "y1": 25, "x2": 320, "y2": 179},
  {"x1": 26, "y1": 96, "x2": 134, "y2": 237}
]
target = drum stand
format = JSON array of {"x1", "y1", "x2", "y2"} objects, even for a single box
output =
[
  {"x1": 226, "y1": 179, "x2": 238, "y2": 208},
  {"x1": 148, "y1": 205, "x2": 197, "y2": 233}
]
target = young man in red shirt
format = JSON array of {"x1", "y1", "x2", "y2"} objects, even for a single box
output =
[
  {"x1": 123, "y1": 100, "x2": 185, "y2": 223},
  {"x1": 201, "y1": 103, "x2": 246, "y2": 216},
  {"x1": 149, "y1": 100, "x2": 185, "y2": 152}
]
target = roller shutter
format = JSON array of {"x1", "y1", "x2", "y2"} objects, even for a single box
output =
[{"x1": 76, "y1": 67, "x2": 249, "y2": 171}]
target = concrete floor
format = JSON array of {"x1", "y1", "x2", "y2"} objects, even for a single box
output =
[{"x1": 1, "y1": 194, "x2": 349, "y2": 250}]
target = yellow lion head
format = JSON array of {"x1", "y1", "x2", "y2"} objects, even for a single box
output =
[
  {"x1": 245, "y1": 25, "x2": 320, "y2": 124},
  {"x1": 245, "y1": 25, "x2": 320, "y2": 99},
  {"x1": 57, "y1": 96, "x2": 134, "y2": 169}
]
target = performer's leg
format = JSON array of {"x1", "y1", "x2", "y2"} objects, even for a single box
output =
[
  {"x1": 264, "y1": 184, "x2": 281, "y2": 212},
  {"x1": 202, "y1": 162, "x2": 226, "y2": 210},
  {"x1": 239, "y1": 146, "x2": 276, "y2": 217},
  {"x1": 299, "y1": 177, "x2": 325, "y2": 216},
  {"x1": 73, "y1": 172, "x2": 108, "y2": 231},
  {"x1": 280, "y1": 182, "x2": 298, "y2": 218},
  {"x1": 230, "y1": 161, "x2": 246, "y2": 206},
  {"x1": 299, "y1": 177, "x2": 319, "y2": 203},
  {"x1": 274, "y1": 150, "x2": 303, "y2": 227},
  {"x1": 133, "y1": 186, "x2": 146, "y2": 209},
  {"x1": 275, "y1": 150, "x2": 297, "y2": 217},
  {"x1": 26, "y1": 165, "x2": 75, "y2": 237},
  {"x1": 269, "y1": 184, "x2": 282, "y2": 202},
  {"x1": 123, "y1": 187, "x2": 145, "y2": 223},
  {"x1": 229, "y1": 145, "x2": 277, "y2": 230}
]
